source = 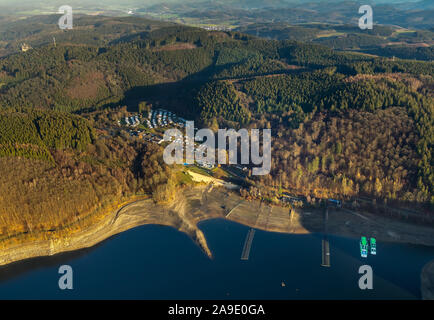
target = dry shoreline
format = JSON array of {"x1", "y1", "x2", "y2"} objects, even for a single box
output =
[{"x1": 0, "y1": 185, "x2": 434, "y2": 268}]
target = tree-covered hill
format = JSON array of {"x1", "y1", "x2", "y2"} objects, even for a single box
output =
[
  {"x1": 0, "y1": 21, "x2": 432, "y2": 113},
  {"x1": 0, "y1": 14, "x2": 432, "y2": 239}
]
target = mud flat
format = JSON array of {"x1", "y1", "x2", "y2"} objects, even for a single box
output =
[{"x1": 1, "y1": 184, "x2": 434, "y2": 267}]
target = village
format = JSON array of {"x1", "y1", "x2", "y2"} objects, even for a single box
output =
[{"x1": 117, "y1": 108, "x2": 216, "y2": 169}]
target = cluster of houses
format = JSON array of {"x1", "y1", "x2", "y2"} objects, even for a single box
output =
[
  {"x1": 118, "y1": 115, "x2": 141, "y2": 127},
  {"x1": 142, "y1": 132, "x2": 160, "y2": 143},
  {"x1": 279, "y1": 193, "x2": 305, "y2": 206},
  {"x1": 128, "y1": 129, "x2": 161, "y2": 143},
  {"x1": 163, "y1": 130, "x2": 195, "y2": 147},
  {"x1": 146, "y1": 109, "x2": 186, "y2": 129},
  {"x1": 160, "y1": 130, "x2": 215, "y2": 169},
  {"x1": 114, "y1": 109, "x2": 216, "y2": 170}
]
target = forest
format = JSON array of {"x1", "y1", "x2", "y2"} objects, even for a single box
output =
[
  {"x1": 0, "y1": 15, "x2": 432, "y2": 241},
  {"x1": 195, "y1": 71, "x2": 433, "y2": 206}
]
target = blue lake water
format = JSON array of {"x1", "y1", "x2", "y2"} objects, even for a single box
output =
[{"x1": 0, "y1": 218, "x2": 433, "y2": 299}]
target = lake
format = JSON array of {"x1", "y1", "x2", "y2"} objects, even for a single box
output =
[{"x1": 0, "y1": 218, "x2": 433, "y2": 299}]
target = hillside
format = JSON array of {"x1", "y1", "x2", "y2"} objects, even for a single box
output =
[{"x1": 0, "y1": 14, "x2": 432, "y2": 244}]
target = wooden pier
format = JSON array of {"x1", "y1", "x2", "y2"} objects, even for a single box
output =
[{"x1": 241, "y1": 228, "x2": 256, "y2": 260}]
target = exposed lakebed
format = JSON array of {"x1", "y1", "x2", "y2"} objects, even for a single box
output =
[{"x1": 0, "y1": 218, "x2": 433, "y2": 299}]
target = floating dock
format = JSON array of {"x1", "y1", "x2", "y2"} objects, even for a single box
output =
[
  {"x1": 241, "y1": 228, "x2": 256, "y2": 260},
  {"x1": 321, "y1": 237, "x2": 331, "y2": 267}
]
